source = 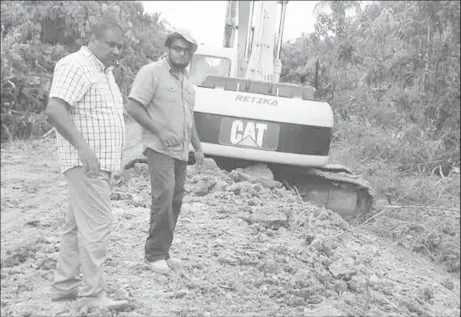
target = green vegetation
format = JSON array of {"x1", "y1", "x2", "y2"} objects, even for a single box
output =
[
  {"x1": 280, "y1": 0, "x2": 459, "y2": 272},
  {"x1": 281, "y1": 1, "x2": 460, "y2": 179},
  {"x1": 1, "y1": 0, "x2": 169, "y2": 141}
]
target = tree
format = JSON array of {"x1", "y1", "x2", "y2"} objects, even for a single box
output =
[
  {"x1": 1, "y1": 1, "x2": 170, "y2": 141},
  {"x1": 313, "y1": 0, "x2": 361, "y2": 38},
  {"x1": 280, "y1": 0, "x2": 460, "y2": 168}
]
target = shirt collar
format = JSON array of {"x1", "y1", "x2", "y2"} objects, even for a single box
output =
[
  {"x1": 163, "y1": 55, "x2": 189, "y2": 77},
  {"x1": 80, "y1": 46, "x2": 112, "y2": 72}
]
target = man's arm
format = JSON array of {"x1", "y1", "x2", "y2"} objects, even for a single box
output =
[
  {"x1": 191, "y1": 119, "x2": 204, "y2": 171},
  {"x1": 127, "y1": 64, "x2": 179, "y2": 146},
  {"x1": 126, "y1": 64, "x2": 164, "y2": 135},
  {"x1": 191, "y1": 120, "x2": 202, "y2": 153},
  {"x1": 45, "y1": 99, "x2": 91, "y2": 151},
  {"x1": 126, "y1": 98, "x2": 166, "y2": 136}
]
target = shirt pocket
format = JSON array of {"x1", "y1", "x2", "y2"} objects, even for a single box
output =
[
  {"x1": 88, "y1": 73, "x2": 113, "y2": 110},
  {"x1": 158, "y1": 82, "x2": 179, "y2": 103}
]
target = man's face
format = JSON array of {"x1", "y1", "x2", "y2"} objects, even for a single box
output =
[
  {"x1": 92, "y1": 29, "x2": 123, "y2": 67},
  {"x1": 168, "y1": 38, "x2": 193, "y2": 69}
]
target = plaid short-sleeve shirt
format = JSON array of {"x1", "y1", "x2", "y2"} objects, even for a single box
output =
[{"x1": 49, "y1": 46, "x2": 125, "y2": 174}]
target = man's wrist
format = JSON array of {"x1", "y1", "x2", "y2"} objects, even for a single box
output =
[{"x1": 75, "y1": 141, "x2": 91, "y2": 152}]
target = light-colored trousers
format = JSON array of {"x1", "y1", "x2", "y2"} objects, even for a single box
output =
[{"x1": 51, "y1": 167, "x2": 113, "y2": 298}]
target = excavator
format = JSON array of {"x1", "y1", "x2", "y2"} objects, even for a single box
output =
[{"x1": 124, "y1": 0, "x2": 375, "y2": 223}]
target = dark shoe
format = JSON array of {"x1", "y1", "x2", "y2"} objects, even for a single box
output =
[{"x1": 80, "y1": 294, "x2": 129, "y2": 310}]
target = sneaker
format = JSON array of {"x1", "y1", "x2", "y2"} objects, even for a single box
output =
[
  {"x1": 166, "y1": 258, "x2": 182, "y2": 269},
  {"x1": 144, "y1": 259, "x2": 170, "y2": 274},
  {"x1": 49, "y1": 286, "x2": 79, "y2": 302},
  {"x1": 80, "y1": 294, "x2": 129, "y2": 311}
]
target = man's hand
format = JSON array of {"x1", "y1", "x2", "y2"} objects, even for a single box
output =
[
  {"x1": 45, "y1": 98, "x2": 100, "y2": 177},
  {"x1": 194, "y1": 151, "x2": 205, "y2": 173},
  {"x1": 78, "y1": 146, "x2": 100, "y2": 177},
  {"x1": 161, "y1": 131, "x2": 181, "y2": 147}
]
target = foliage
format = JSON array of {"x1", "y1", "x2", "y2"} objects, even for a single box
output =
[
  {"x1": 1, "y1": 0, "x2": 169, "y2": 141},
  {"x1": 280, "y1": 0, "x2": 460, "y2": 175},
  {"x1": 283, "y1": 1, "x2": 460, "y2": 267},
  {"x1": 1, "y1": 0, "x2": 459, "y2": 174}
]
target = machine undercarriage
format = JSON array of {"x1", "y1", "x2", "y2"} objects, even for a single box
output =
[
  {"x1": 121, "y1": 120, "x2": 375, "y2": 225},
  {"x1": 191, "y1": 155, "x2": 376, "y2": 224}
]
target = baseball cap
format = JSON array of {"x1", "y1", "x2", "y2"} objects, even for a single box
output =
[{"x1": 165, "y1": 28, "x2": 198, "y2": 54}]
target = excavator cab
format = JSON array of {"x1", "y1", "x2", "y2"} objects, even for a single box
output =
[
  {"x1": 188, "y1": 45, "x2": 240, "y2": 85},
  {"x1": 189, "y1": 55, "x2": 232, "y2": 85},
  {"x1": 198, "y1": 74, "x2": 316, "y2": 101}
]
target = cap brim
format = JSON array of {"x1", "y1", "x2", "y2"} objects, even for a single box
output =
[{"x1": 170, "y1": 29, "x2": 198, "y2": 53}]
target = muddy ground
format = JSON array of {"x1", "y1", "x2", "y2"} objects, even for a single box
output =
[{"x1": 1, "y1": 137, "x2": 460, "y2": 317}]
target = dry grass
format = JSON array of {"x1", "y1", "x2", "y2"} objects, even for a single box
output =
[{"x1": 329, "y1": 116, "x2": 460, "y2": 273}]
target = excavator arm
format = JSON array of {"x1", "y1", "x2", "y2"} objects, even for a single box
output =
[
  {"x1": 236, "y1": 0, "x2": 253, "y2": 78},
  {"x1": 223, "y1": 0, "x2": 289, "y2": 82},
  {"x1": 245, "y1": 1, "x2": 277, "y2": 82}
]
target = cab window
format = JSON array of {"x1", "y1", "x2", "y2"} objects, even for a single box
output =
[{"x1": 189, "y1": 55, "x2": 231, "y2": 85}]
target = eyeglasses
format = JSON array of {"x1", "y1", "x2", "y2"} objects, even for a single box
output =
[
  {"x1": 171, "y1": 45, "x2": 192, "y2": 54},
  {"x1": 102, "y1": 40, "x2": 123, "y2": 51}
]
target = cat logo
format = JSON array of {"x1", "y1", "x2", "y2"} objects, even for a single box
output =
[{"x1": 230, "y1": 120, "x2": 268, "y2": 147}]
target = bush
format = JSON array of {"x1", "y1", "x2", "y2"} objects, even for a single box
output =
[
  {"x1": 281, "y1": 1, "x2": 460, "y2": 171},
  {"x1": 1, "y1": 0, "x2": 169, "y2": 142}
]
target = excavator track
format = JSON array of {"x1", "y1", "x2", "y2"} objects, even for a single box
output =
[
  {"x1": 198, "y1": 155, "x2": 376, "y2": 224},
  {"x1": 273, "y1": 164, "x2": 376, "y2": 224}
]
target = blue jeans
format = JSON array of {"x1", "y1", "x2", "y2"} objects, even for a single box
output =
[{"x1": 144, "y1": 148, "x2": 187, "y2": 262}]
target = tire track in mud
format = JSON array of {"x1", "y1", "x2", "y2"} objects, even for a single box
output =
[{"x1": 1, "y1": 140, "x2": 460, "y2": 317}]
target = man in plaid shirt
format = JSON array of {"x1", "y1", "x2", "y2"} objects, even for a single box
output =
[{"x1": 44, "y1": 18, "x2": 128, "y2": 310}]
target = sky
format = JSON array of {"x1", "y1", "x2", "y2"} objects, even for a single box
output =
[{"x1": 141, "y1": 1, "x2": 321, "y2": 46}]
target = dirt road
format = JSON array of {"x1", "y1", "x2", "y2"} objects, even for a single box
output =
[{"x1": 1, "y1": 139, "x2": 460, "y2": 317}]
